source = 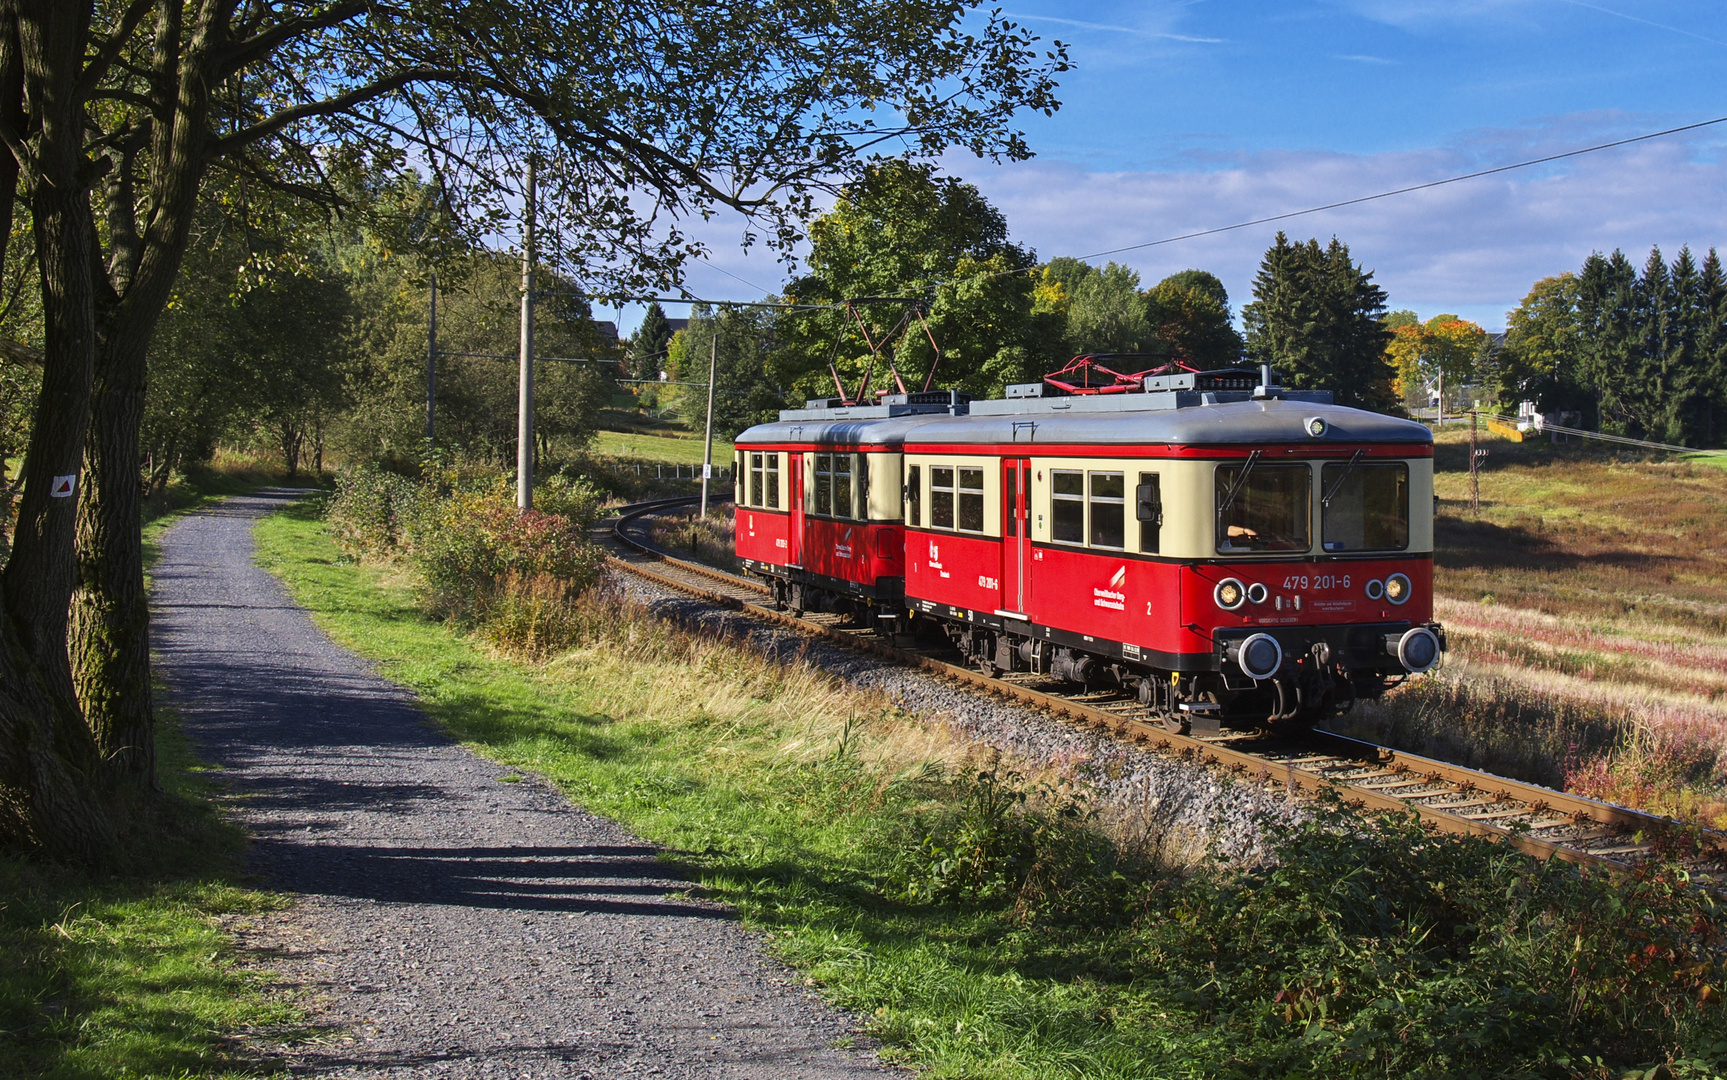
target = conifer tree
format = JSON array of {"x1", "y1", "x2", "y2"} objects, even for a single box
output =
[
  {"x1": 631, "y1": 302, "x2": 673, "y2": 380},
  {"x1": 1241, "y1": 233, "x2": 1398, "y2": 412}
]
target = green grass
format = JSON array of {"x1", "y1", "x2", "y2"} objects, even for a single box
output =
[
  {"x1": 591, "y1": 428, "x2": 733, "y2": 465},
  {"x1": 0, "y1": 711, "x2": 298, "y2": 1079},
  {"x1": 255, "y1": 501, "x2": 1727, "y2": 1078}
]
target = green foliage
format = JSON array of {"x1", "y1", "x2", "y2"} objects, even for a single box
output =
[
  {"x1": 1243, "y1": 232, "x2": 1400, "y2": 412},
  {"x1": 665, "y1": 304, "x2": 783, "y2": 439},
  {"x1": 327, "y1": 465, "x2": 606, "y2": 655},
  {"x1": 1062, "y1": 261, "x2": 1152, "y2": 355},
  {"x1": 1145, "y1": 276, "x2": 1244, "y2": 366},
  {"x1": 778, "y1": 160, "x2": 1046, "y2": 400},
  {"x1": 1494, "y1": 273, "x2": 1584, "y2": 409}
]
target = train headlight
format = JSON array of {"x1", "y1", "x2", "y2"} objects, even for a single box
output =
[
  {"x1": 1395, "y1": 627, "x2": 1442, "y2": 674},
  {"x1": 1364, "y1": 578, "x2": 1385, "y2": 601},
  {"x1": 1246, "y1": 582, "x2": 1268, "y2": 604},
  {"x1": 1383, "y1": 572, "x2": 1411, "y2": 605},
  {"x1": 1227, "y1": 633, "x2": 1284, "y2": 680},
  {"x1": 1305, "y1": 416, "x2": 1327, "y2": 437},
  {"x1": 1214, "y1": 578, "x2": 1246, "y2": 611}
]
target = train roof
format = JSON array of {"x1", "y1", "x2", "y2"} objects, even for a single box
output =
[
  {"x1": 904, "y1": 395, "x2": 1432, "y2": 447},
  {"x1": 734, "y1": 412, "x2": 959, "y2": 448}
]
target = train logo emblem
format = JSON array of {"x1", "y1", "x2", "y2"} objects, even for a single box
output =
[
  {"x1": 1094, "y1": 565, "x2": 1126, "y2": 611},
  {"x1": 836, "y1": 527, "x2": 854, "y2": 559}
]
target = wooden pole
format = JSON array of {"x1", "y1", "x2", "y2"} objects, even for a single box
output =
[
  {"x1": 1469, "y1": 409, "x2": 1479, "y2": 514},
  {"x1": 426, "y1": 270, "x2": 437, "y2": 443},
  {"x1": 517, "y1": 159, "x2": 536, "y2": 511},
  {"x1": 700, "y1": 332, "x2": 717, "y2": 519}
]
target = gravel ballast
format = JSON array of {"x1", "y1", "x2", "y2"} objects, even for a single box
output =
[{"x1": 152, "y1": 491, "x2": 897, "y2": 1079}]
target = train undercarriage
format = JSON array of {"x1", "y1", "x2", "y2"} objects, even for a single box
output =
[{"x1": 760, "y1": 571, "x2": 1434, "y2": 737}]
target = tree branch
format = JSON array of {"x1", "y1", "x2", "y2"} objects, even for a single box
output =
[
  {"x1": 207, "y1": 66, "x2": 461, "y2": 156},
  {"x1": 76, "y1": 0, "x2": 154, "y2": 102},
  {"x1": 213, "y1": 0, "x2": 368, "y2": 81}
]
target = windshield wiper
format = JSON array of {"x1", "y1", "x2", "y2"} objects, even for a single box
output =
[
  {"x1": 1321, "y1": 449, "x2": 1368, "y2": 508},
  {"x1": 1216, "y1": 449, "x2": 1263, "y2": 519}
]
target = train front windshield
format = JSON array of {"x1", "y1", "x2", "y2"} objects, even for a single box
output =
[
  {"x1": 1215, "y1": 463, "x2": 1310, "y2": 553},
  {"x1": 1321, "y1": 462, "x2": 1408, "y2": 551}
]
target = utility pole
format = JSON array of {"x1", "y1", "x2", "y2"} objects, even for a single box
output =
[
  {"x1": 426, "y1": 270, "x2": 437, "y2": 443},
  {"x1": 1469, "y1": 409, "x2": 1479, "y2": 513},
  {"x1": 517, "y1": 158, "x2": 536, "y2": 511},
  {"x1": 699, "y1": 332, "x2": 717, "y2": 520}
]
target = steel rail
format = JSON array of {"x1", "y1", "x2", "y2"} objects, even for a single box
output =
[{"x1": 602, "y1": 499, "x2": 1724, "y2": 878}]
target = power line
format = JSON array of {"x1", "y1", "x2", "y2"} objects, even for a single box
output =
[{"x1": 1069, "y1": 114, "x2": 1727, "y2": 262}]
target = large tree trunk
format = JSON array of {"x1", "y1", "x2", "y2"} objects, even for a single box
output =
[
  {"x1": 0, "y1": 1, "x2": 116, "y2": 858},
  {"x1": 69, "y1": 330, "x2": 153, "y2": 786}
]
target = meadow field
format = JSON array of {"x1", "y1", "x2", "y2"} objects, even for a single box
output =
[{"x1": 1333, "y1": 425, "x2": 1727, "y2": 827}]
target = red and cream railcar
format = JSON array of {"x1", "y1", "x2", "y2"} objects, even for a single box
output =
[
  {"x1": 734, "y1": 368, "x2": 1444, "y2": 732},
  {"x1": 732, "y1": 392, "x2": 968, "y2": 626}
]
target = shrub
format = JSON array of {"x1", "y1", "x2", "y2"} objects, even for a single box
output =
[{"x1": 327, "y1": 467, "x2": 607, "y2": 655}]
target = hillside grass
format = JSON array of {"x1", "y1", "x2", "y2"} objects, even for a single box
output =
[
  {"x1": 253, "y1": 499, "x2": 1727, "y2": 1078},
  {"x1": 591, "y1": 429, "x2": 734, "y2": 465}
]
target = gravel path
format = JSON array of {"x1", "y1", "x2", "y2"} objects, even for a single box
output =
[{"x1": 152, "y1": 491, "x2": 897, "y2": 1079}]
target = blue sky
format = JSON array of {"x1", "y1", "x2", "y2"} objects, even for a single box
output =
[{"x1": 612, "y1": 0, "x2": 1727, "y2": 337}]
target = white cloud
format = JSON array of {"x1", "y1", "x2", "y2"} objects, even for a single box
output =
[{"x1": 964, "y1": 119, "x2": 1727, "y2": 330}]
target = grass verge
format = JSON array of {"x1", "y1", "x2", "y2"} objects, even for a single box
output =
[
  {"x1": 257, "y1": 499, "x2": 1727, "y2": 1078},
  {"x1": 0, "y1": 709, "x2": 297, "y2": 1079}
]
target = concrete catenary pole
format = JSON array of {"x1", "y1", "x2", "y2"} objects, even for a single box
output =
[
  {"x1": 426, "y1": 270, "x2": 437, "y2": 443},
  {"x1": 700, "y1": 331, "x2": 717, "y2": 520},
  {"x1": 517, "y1": 158, "x2": 537, "y2": 510}
]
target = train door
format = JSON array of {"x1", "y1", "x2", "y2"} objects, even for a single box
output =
[
  {"x1": 1001, "y1": 458, "x2": 1030, "y2": 616},
  {"x1": 788, "y1": 452, "x2": 804, "y2": 567}
]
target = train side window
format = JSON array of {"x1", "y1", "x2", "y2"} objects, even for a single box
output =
[
  {"x1": 1005, "y1": 467, "x2": 1017, "y2": 537},
  {"x1": 856, "y1": 455, "x2": 870, "y2": 519},
  {"x1": 749, "y1": 453, "x2": 764, "y2": 506},
  {"x1": 930, "y1": 466, "x2": 955, "y2": 528},
  {"x1": 958, "y1": 467, "x2": 985, "y2": 532},
  {"x1": 814, "y1": 453, "x2": 833, "y2": 516},
  {"x1": 1089, "y1": 471, "x2": 1125, "y2": 548},
  {"x1": 906, "y1": 465, "x2": 922, "y2": 527},
  {"x1": 766, "y1": 454, "x2": 780, "y2": 509},
  {"x1": 1051, "y1": 469, "x2": 1084, "y2": 543},
  {"x1": 834, "y1": 454, "x2": 853, "y2": 519},
  {"x1": 1136, "y1": 473, "x2": 1162, "y2": 554}
]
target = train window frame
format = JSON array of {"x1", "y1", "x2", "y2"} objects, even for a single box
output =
[
  {"x1": 1214, "y1": 461, "x2": 1312, "y2": 555},
  {"x1": 765, "y1": 453, "x2": 780, "y2": 510},
  {"x1": 1088, "y1": 471, "x2": 1125, "y2": 549},
  {"x1": 834, "y1": 454, "x2": 853, "y2": 519},
  {"x1": 856, "y1": 454, "x2": 870, "y2": 520},
  {"x1": 1321, "y1": 460, "x2": 1409, "y2": 552},
  {"x1": 930, "y1": 465, "x2": 956, "y2": 529},
  {"x1": 1051, "y1": 469, "x2": 1084, "y2": 545},
  {"x1": 749, "y1": 452, "x2": 764, "y2": 507},
  {"x1": 957, "y1": 467, "x2": 985, "y2": 532},
  {"x1": 814, "y1": 453, "x2": 833, "y2": 516},
  {"x1": 1137, "y1": 472, "x2": 1162, "y2": 554},
  {"x1": 906, "y1": 464, "x2": 922, "y2": 527},
  {"x1": 1005, "y1": 465, "x2": 1018, "y2": 537}
]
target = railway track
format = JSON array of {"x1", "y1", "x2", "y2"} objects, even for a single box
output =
[{"x1": 602, "y1": 496, "x2": 1725, "y2": 879}]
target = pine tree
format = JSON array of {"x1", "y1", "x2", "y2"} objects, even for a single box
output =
[
  {"x1": 1241, "y1": 233, "x2": 1398, "y2": 412},
  {"x1": 630, "y1": 301, "x2": 673, "y2": 380},
  {"x1": 1699, "y1": 250, "x2": 1727, "y2": 444}
]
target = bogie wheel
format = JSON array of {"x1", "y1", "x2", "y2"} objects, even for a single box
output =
[{"x1": 1162, "y1": 711, "x2": 1191, "y2": 736}]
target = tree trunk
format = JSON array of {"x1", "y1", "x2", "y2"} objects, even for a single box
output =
[
  {"x1": 69, "y1": 330, "x2": 153, "y2": 786},
  {"x1": 4, "y1": 159, "x2": 99, "y2": 711}
]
